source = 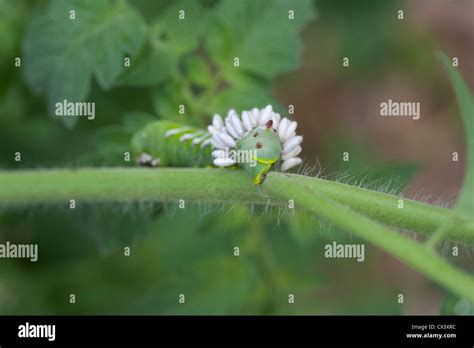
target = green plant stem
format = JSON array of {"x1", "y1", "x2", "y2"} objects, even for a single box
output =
[
  {"x1": 0, "y1": 168, "x2": 267, "y2": 205},
  {"x1": 425, "y1": 218, "x2": 457, "y2": 250},
  {"x1": 265, "y1": 173, "x2": 474, "y2": 302},
  {"x1": 0, "y1": 168, "x2": 472, "y2": 243},
  {"x1": 1, "y1": 167, "x2": 473, "y2": 299},
  {"x1": 287, "y1": 173, "x2": 474, "y2": 244}
]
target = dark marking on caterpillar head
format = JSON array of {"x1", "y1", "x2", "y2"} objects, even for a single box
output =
[
  {"x1": 253, "y1": 132, "x2": 259, "y2": 137},
  {"x1": 256, "y1": 142, "x2": 262, "y2": 149},
  {"x1": 266, "y1": 120, "x2": 273, "y2": 128}
]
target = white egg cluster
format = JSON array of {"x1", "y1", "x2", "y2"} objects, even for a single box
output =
[{"x1": 207, "y1": 105, "x2": 303, "y2": 171}]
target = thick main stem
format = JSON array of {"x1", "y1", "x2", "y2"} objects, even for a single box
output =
[
  {"x1": 0, "y1": 168, "x2": 267, "y2": 205},
  {"x1": 0, "y1": 168, "x2": 472, "y2": 243}
]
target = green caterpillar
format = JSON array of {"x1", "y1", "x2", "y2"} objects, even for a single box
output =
[
  {"x1": 132, "y1": 120, "x2": 213, "y2": 168},
  {"x1": 131, "y1": 105, "x2": 303, "y2": 185}
]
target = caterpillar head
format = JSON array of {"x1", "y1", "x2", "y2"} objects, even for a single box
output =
[
  {"x1": 209, "y1": 105, "x2": 303, "y2": 185},
  {"x1": 237, "y1": 120, "x2": 281, "y2": 185}
]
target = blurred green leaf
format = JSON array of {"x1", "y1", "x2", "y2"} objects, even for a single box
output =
[
  {"x1": 183, "y1": 55, "x2": 213, "y2": 88},
  {"x1": 0, "y1": 0, "x2": 29, "y2": 79},
  {"x1": 115, "y1": 41, "x2": 175, "y2": 87},
  {"x1": 149, "y1": 0, "x2": 205, "y2": 55},
  {"x1": 439, "y1": 52, "x2": 474, "y2": 216},
  {"x1": 128, "y1": 0, "x2": 170, "y2": 23},
  {"x1": 206, "y1": 0, "x2": 315, "y2": 79},
  {"x1": 22, "y1": 0, "x2": 147, "y2": 126},
  {"x1": 116, "y1": 1, "x2": 206, "y2": 89}
]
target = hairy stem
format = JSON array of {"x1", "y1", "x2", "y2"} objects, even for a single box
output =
[
  {"x1": 1, "y1": 167, "x2": 473, "y2": 299},
  {"x1": 0, "y1": 168, "x2": 472, "y2": 243},
  {"x1": 265, "y1": 173, "x2": 474, "y2": 302},
  {"x1": 287, "y1": 173, "x2": 474, "y2": 244},
  {"x1": 0, "y1": 168, "x2": 267, "y2": 205}
]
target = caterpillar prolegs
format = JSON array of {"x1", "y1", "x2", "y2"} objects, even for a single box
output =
[{"x1": 131, "y1": 105, "x2": 303, "y2": 185}]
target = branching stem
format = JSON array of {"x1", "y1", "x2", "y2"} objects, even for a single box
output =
[
  {"x1": 265, "y1": 173, "x2": 474, "y2": 302},
  {"x1": 0, "y1": 168, "x2": 471, "y2": 243},
  {"x1": 1, "y1": 167, "x2": 473, "y2": 299}
]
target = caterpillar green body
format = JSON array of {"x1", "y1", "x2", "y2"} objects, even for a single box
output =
[
  {"x1": 131, "y1": 106, "x2": 303, "y2": 185},
  {"x1": 131, "y1": 120, "x2": 213, "y2": 168},
  {"x1": 132, "y1": 120, "x2": 284, "y2": 185}
]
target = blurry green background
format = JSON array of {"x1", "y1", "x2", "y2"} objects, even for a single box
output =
[{"x1": 0, "y1": 0, "x2": 473, "y2": 314}]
